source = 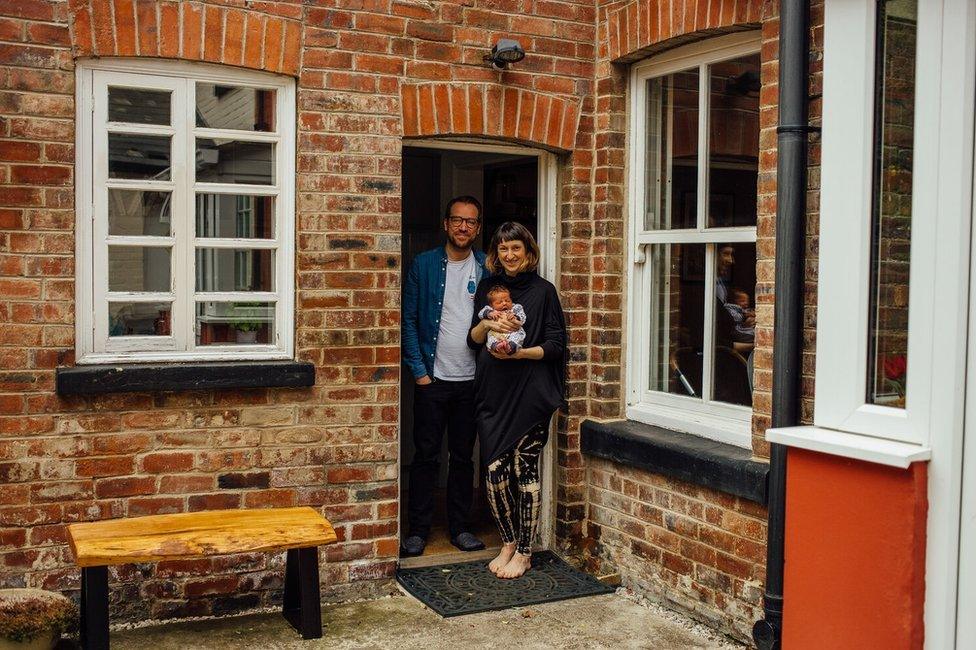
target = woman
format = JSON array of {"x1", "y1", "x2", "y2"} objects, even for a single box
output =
[{"x1": 467, "y1": 222, "x2": 567, "y2": 579}]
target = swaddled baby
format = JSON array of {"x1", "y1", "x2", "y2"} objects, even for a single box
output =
[{"x1": 477, "y1": 285, "x2": 526, "y2": 355}]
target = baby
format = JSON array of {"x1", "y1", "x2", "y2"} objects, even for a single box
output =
[
  {"x1": 477, "y1": 285, "x2": 526, "y2": 355},
  {"x1": 726, "y1": 288, "x2": 755, "y2": 342}
]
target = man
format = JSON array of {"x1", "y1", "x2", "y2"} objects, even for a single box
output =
[{"x1": 401, "y1": 196, "x2": 489, "y2": 557}]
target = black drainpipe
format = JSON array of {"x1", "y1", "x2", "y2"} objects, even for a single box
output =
[{"x1": 752, "y1": 0, "x2": 811, "y2": 648}]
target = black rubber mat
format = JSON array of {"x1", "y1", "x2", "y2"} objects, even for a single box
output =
[{"x1": 395, "y1": 550, "x2": 614, "y2": 617}]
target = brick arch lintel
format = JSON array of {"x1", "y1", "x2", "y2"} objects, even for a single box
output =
[
  {"x1": 67, "y1": 0, "x2": 303, "y2": 76},
  {"x1": 401, "y1": 82, "x2": 581, "y2": 153},
  {"x1": 607, "y1": 0, "x2": 762, "y2": 63}
]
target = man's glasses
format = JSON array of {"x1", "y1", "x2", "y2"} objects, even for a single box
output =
[{"x1": 447, "y1": 216, "x2": 480, "y2": 228}]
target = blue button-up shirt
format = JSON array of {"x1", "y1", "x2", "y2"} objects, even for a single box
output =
[{"x1": 402, "y1": 246, "x2": 488, "y2": 380}]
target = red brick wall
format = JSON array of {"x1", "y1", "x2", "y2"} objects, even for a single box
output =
[
  {"x1": 0, "y1": 0, "x2": 596, "y2": 623},
  {"x1": 587, "y1": 458, "x2": 767, "y2": 639}
]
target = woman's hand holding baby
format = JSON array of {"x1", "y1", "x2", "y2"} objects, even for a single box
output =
[{"x1": 480, "y1": 318, "x2": 519, "y2": 334}]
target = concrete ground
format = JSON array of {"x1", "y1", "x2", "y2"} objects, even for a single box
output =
[{"x1": 111, "y1": 589, "x2": 746, "y2": 649}]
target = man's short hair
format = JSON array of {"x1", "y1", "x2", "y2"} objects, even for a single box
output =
[{"x1": 444, "y1": 195, "x2": 482, "y2": 221}]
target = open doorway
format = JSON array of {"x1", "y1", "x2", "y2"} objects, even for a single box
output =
[{"x1": 400, "y1": 142, "x2": 551, "y2": 563}]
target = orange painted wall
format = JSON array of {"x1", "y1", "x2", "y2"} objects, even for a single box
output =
[{"x1": 782, "y1": 448, "x2": 927, "y2": 649}]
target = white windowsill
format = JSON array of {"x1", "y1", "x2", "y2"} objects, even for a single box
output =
[
  {"x1": 765, "y1": 425, "x2": 931, "y2": 469},
  {"x1": 627, "y1": 403, "x2": 752, "y2": 449}
]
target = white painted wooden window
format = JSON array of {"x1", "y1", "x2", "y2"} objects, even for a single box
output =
[
  {"x1": 626, "y1": 33, "x2": 761, "y2": 448},
  {"x1": 75, "y1": 60, "x2": 295, "y2": 363}
]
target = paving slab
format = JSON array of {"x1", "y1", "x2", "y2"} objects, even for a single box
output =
[{"x1": 111, "y1": 590, "x2": 746, "y2": 649}]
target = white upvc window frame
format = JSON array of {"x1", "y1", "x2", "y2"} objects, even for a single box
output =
[
  {"x1": 768, "y1": 0, "x2": 974, "y2": 457},
  {"x1": 75, "y1": 59, "x2": 296, "y2": 364},
  {"x1": 626, "y1": 32, "x2": 761, "y2": 449}
]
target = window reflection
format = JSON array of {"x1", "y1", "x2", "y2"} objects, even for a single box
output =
[
  {"x1": 648, "y1": 244, "x2": 705, "y2": 397},
  {"x1": 196, "y1": 84, "x2": 276, "y2": 132},
  {"x1": 108, "y1": 87, "x2": 171, "y2": 125},
  {"x1": 195, "y1": 139, "x2": 274, "y2": 185},
  {"x1": 195, "y1": 194, "x2": 274, "y2": 239},
  {"x1": 108, "y1": 302, "x2": 171, "y2": 336},
  {"x1": 867, "y1": 0, "x2": 916, "y2": 407},
  {"x1": 196, "y1": 301, "x2": 274, "y2": 345},
  {"x1": 645, "y1": 69, "x2": 699, "y2": 230},
  {"x1": 713, "y1": 242, "x2": 756, "y2": 406},
  {"x1": 108, "y1": 246, "x2": 171, "y2": 292},
  {"x1": 108, "y1": 133, "x2": 171, "y2": 180},
  {"x1": 708, "y1": 54, "x2": 760, "y2": 228}
]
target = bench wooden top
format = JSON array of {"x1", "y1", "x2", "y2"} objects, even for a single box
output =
[{"x1": 66, "y1": 507, "x2": 337, "y2": 567}]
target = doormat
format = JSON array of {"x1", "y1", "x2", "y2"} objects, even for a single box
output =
[{"x1": 395, "y1": 550, "x2": 614, "y2": 617}]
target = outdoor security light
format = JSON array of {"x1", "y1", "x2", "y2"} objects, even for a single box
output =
[{"x1": 485, "y1": 39, "x2": 525, "y2": 69}]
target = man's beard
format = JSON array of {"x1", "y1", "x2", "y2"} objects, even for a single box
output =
[{"x1": 448, "y1": 232, "x2": 475, "y2": 250}]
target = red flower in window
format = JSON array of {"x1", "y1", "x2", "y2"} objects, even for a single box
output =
[
  {"x1": 883, "y1": 354, "x2": 907, "y2": 398},
  {"x1": 883, "y1": 354, "x2": 907, "y2": 380}
]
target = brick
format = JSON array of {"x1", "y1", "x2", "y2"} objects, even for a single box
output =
[
  {"x1": 217, "y1": 471, "x2": 270, "y2": 489},
  {"x1": 142, "y1": 452, "x2": 195, "y2": 474},
  {"x1": 75, "y1": 456, "x2": 135, "y2": 477},
  {"x1": 128, "y1": 496, "x2": 183, "y2": 517},
  {"x1": 0, "y1": 0, "x2": 54, "y2": 21},
  {"x1": 26, "y1": 23, "x2": 70, "y2": 47},
  {"x1": 203, "y1": 5, "x2": 223, "y2": 62},
  {"x1": 158, "y1": 1, "x2": 180, "y2": 57},
  {"x1": 95, "y1": 476, "x2": 155, "y2": 498},
  {"x1": 242, "y1": 12, "x2": 265, "y2": 69},
  {"x1": 222, "y1": 8, "x2": 244, "y2": 65},
  {"x1": 188, "y1": 493, "x2": 240, "y2": 511},
  {"x1": 135, "y1": 0, "x2": 158, "y2": 56},
  {"x1": 280, "y1": 20, "x2": 301, "y2": 75},
  {"x1": 181, "y1": 2, "x2": 203, "y2": 59},
  {"x1": 9, "y1": 165, "x2": 70, "y2": 185}
]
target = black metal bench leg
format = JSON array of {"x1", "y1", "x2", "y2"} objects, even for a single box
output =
[
  {"x1": 81, "y1": 566, "x2": 109, "y2": 650},
  {"x1": 282, "y1": 547, "x2": 322, "y2": 639}
]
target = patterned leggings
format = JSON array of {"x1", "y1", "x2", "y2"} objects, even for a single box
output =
[{"x1": 485, "y1": 424, "x2": 548, "y2": 556}]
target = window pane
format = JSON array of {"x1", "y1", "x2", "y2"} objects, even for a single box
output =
[
  {"x1": 196, "y1": 84, "x2": 276, "y2": 132},
  {"x1": 195, "y1": 248, "x2": 273, "y2": 292},
  {"x1": 108, "y1": 87, "x2": 171, "y2": 125},
  {"x1": 708, "y1": 54, "x2": 760, "y2": 228},
  {"x1": 195, "y1": 194, "x2": 274, "y2": 239},
  {"x1": 109, "y1": 133, "x2": 171, "y2": 180},
  {"x1": 108, "y1": 302, "x2": 171, "y2": 336},
  {"x1": 108, "y1": 189, "x2": 171, "y2": 236},
  {"x1": 108, "y1": 246, "x2": 171, "y2": 292},
  {"x1": 713, "y1": 242, "x2": 757, "y2": 406},
  {"x1": 195, "y1": 139, "x2": 274, "y2": 185},
  {"x1": 645, "y1": 68, "x2": 699, "y2": 230},
  {"x1": 196, "y1": 301, "x2": 275, "y2": 345},
  {"x1": 867, "y1": 0, "x2": 916, "y2": 408},
  {"x1": 648, "y1": 244, "x2": 705, "y2": 397}
]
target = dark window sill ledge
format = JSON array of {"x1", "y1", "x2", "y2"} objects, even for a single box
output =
[
  {"x1": 56, "y1": 360, "x2": 315, "y2": 395},
  {"x1": 581, "y1": 419, "x2": 768, "y2": 505}
]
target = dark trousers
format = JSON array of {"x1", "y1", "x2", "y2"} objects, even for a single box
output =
[{"x1": 408, "y1": 378, "x2": 476, "y2": 539}]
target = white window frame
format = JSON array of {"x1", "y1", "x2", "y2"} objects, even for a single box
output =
[
  {"x1": 75, "y1": 59, "x2": 296, "y2": 364},
  {"x1": 626, "y1": 32, "x2": 762, "y2": 449},
  {"x1": 767, "y1": 0, "x2": 974, "y2": 455}
]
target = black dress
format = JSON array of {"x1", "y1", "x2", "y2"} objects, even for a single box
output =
[{"x1": 466, "y1": 271, "x2": 567, "y2": 465}]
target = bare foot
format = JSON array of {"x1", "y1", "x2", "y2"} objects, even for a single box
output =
[
  {"x1": 497, "y1": 552, "x2": 532, "y2": 579},
  {"x1": 489, "y1": 543, "x2": 516, "y2": 574}
]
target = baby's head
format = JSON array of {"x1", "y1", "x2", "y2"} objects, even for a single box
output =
[
  {"x1": 731, "y1": 289, "x2": 751, "y2": 309},
  {"x1": 487, "y1": 285, "x2": 513, "y2": 311}
]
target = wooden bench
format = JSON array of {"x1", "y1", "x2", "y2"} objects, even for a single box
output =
[{"x1": 66, "y1": 507, "x2": 338, "y2": 650}]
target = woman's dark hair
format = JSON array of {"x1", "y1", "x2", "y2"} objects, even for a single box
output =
[
  {"x1": 443, "y1": 195, "x2": 482, "y2": 221},
  {"x1": 485, "y1": 221, "x2": 540, "y2": 274}
]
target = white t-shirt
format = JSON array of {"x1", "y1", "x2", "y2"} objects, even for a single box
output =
[{"x1": 432, "y1": 253, "x2": 478, "y2": 381}]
